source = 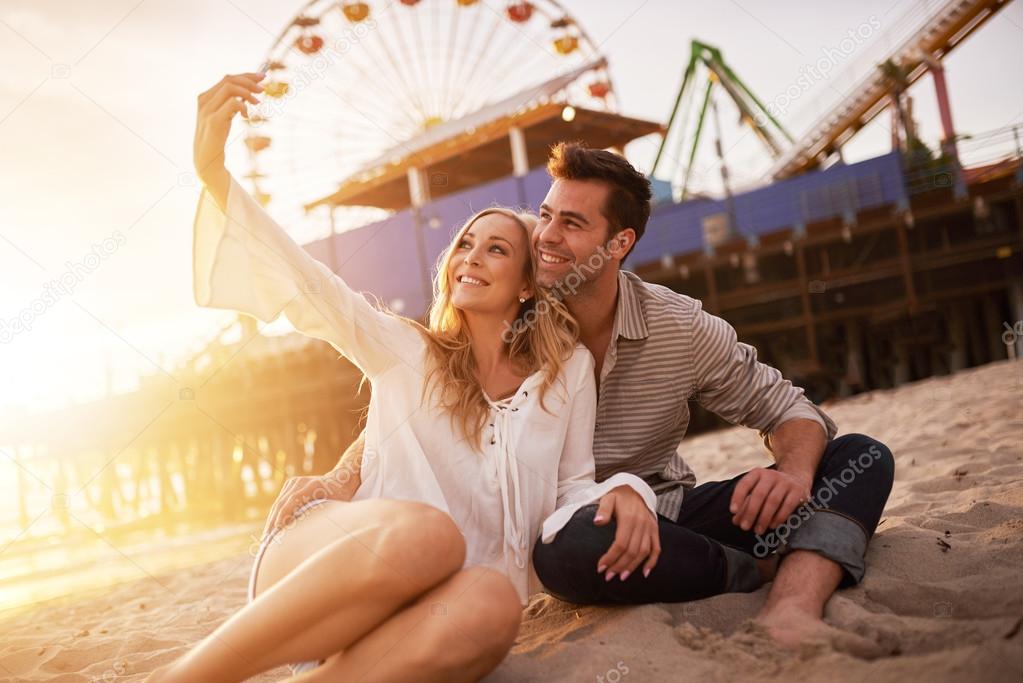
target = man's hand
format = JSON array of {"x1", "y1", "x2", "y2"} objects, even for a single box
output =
[
  {"x1": 261, "y1": 470, "x2": 357, "y2": 540},
  {"x1": 593, "y1": 485, "x2": 660, "y2": 582},
  {"x1": 729, "y1": 468, "x2": 812, "y2": 535}
]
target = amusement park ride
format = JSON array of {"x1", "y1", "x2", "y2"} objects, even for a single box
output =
[
  {"x1": 650, "y1": 39, "x2": 796, "y2": 201},
  {"x1": 652, "y1": 0, "x2": 1015, "y2": 199},
  {"x1": 239, "y1": 0, "x2": 623, "y2": 231},
  {"x1": 763, "y1": 0, "x2": 1014, "y2": 181},
  {"x1": 3, "y1": 0, "x2": 1022, "y2": 546},
  {"x1": 238, "y1": 0, "x2": 1016, "y2": 231},
  {"x1": 228, "y1": 0, "x2": 1022, "y2": 386}
]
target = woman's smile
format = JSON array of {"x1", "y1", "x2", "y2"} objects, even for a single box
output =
[{"x1": 457, "y1": 273, "x2": 490, "y2": 287}]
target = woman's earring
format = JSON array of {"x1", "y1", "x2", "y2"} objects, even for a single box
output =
[{"x1": 519, "y1": 297, "x2": 526, "y2": 303}]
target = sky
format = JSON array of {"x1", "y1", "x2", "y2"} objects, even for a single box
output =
[{"x1": 1, "y1": 0, "x2": 1022, "y2": 415}]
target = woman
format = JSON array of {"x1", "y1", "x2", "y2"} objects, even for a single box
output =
[{"x1": 150, "y1": 72, "x2": 659, "y2": 682}]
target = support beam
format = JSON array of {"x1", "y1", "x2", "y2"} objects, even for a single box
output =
[
  {"x1": 407, "y1": 167, "x2": 428, "y2": 208},
  {"x1": 1016, "y1": 193, "x2": 1023, "y2": 252},
  {"x1": 795, "y1": 240, "x2": 819, "y2": 367},
  {"x1": 407, "y1": 167, "x2": 434, "y2": 311},
  {"x1": 1008, "y1": 279, "x2": 1023, "y2": 360},
  {"x1": 924, "y1": 55, "x2": 966, "y2": 199},
  {"x1": 889, "y1": 93, "x2": 902, "y2": 153},
  {"x1": 840, "y1": 319, "x2": 865, "y2": 396},
  {"x1": 926, "y1": 56, "x2": 959, "y2": 164},
  {"x1": 894, "y1": 213, "x2": 918, "y2": 314},
  {"x1": 702, "y1": 258, "x2": 719, "y2": 314},
  {"x1": 947, "y1": 302, "x2": 969, "y2": 372},
  {"x1": 893, "y1": 339, "x2": 911, "y2": 387},
  {"x1": 982, "y1": 295, "x2": 1005, "y2": 363},
  {"x1": 509, "y1": 126, "x2": 529, "y2": 177}
]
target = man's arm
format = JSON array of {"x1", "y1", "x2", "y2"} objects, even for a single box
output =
[
  {"x1": 765, "y1": 417, "x2": 827, "y2": 483},
  {"x1": 689, "y1": 303, "x2": 837, "y2": 535},
  {"x1": 690, "y1": 302, "x2": 837, "y2": 449}
]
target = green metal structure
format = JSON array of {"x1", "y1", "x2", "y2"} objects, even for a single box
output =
[{"x1": 651, "y1": 40, "x2": 794, "y2": 199}]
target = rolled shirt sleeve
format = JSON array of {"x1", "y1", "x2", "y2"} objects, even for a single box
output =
[
  {"x1": 192, "y1": 174, "x2": 422, "y2": 380},
  {"x1": 690, "y1": 301, "x2": 837, "y2": 449},
  {"x1": 767, "y1": 400, "x2": 838, "y2": 450}
]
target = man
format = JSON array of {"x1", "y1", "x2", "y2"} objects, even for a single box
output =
[
  {"x1": 266, "y1": 143, "x2": 894, "y2": 650},
  {"x1": 527, "y1": 143, "x2": 894, "y2": 649}
]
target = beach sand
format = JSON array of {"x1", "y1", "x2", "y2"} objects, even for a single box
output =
[{"x1": 2, "y1": 359, "x2": 1022, "y2": 682}]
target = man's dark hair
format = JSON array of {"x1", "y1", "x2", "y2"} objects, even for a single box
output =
[{"x1": 546, "y1": 142, "x2": 652, "y2": 259}]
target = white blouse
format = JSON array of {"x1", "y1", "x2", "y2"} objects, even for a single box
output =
[{"x1": 192, "y1": 176, "x2": 657, "y2": 604}]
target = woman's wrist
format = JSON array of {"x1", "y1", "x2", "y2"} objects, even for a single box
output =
[{"x1": 197, "y1": 165, "x2": 230, "y2": 211}]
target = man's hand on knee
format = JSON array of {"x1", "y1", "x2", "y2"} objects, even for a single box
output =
[
  {"x1": 730, "y1": 468, "x2": 811, "y2": 535},
  {"x1": 593, "y1": 486, "x2": 660, "y2": 582}
]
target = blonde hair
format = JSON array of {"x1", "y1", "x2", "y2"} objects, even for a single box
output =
[{"x1": 401, "y1": 207, "x2": 580, "y2": 451}]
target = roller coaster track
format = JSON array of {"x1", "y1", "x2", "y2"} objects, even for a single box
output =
[{"x1": 766, "y1": 0, "x2": 1013, "y2": 181}]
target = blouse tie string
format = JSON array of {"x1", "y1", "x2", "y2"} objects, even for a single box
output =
[{"x1": 489, "y1": 401, "x2": 528, "y2": 570}]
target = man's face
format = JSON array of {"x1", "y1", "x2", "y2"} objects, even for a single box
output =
[{"x1": 533, "y1": 178, "x2": 615, "y2": 290}]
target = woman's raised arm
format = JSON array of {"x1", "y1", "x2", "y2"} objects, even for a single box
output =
[{"x1": 191, "y1": 73, "x2": 421, "y2": 380}]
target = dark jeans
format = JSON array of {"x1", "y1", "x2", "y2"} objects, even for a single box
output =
[{"x1": 533, "y1": 433, "x2": 895, "y2": 605}]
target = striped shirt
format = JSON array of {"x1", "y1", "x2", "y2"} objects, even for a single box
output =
[{"x1": 593, "y1": 270, "x2": 838, "y2": 520}]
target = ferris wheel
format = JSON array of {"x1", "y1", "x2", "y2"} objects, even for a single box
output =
[{"x1": 239, "y1": 0, "x2": 615, "y2": 239}]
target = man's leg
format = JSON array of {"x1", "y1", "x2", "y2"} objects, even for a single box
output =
[
  {"x1": 677, "y1": 433, "x2": 895, "y2": 645},
  {"x1": 533, "y1": 504, "x2": 764, "y2": 605}
]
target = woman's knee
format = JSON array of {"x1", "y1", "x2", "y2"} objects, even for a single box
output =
[
  {"x1": 412, "y1": 568, "x2": 521, "y2": 675},
  {"x1": 390, "y1": 501, "x2": 465, "y2": 571},
  {"x1": 328, "y1": 499, "x2": 466, "y2": 586},
  {"x1": 456, "y1": 567, "x2": 522, "y2": 655}
]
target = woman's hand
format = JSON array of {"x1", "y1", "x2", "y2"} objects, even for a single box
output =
[
  {"x1": 593, "y1": 485, "x2": 661, "y2": 582},
  {"x1": 193, "y1": 72, "x2": 265, "y2": 207},
  {"x1": 261, "y1": 469, "x2": 360, "y2": 540}
]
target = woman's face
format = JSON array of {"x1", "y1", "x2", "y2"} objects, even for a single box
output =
[{"x1": 449, "y1": 213, "x2": 532, "y2": 316}]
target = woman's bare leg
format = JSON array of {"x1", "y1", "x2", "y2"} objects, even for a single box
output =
[
  {"x1": 149, "y1": 499, "x2": 466, "y2": 682},
  {"x1": 290, "y1": 565, "x2": 522, "y2": 683}
]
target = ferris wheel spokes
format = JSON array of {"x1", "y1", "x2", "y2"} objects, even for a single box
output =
[{"x1": 245, "y1": 0, "x2": 615, "y2": 225}]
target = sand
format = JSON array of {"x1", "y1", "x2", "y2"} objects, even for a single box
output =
[{"x1": 2, "y1": 359, "x2": 1022, "y2": 682}]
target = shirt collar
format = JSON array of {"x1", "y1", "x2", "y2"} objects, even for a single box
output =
[{"x1": 613, "y1": 270, "x2": 649, "y2": 341}]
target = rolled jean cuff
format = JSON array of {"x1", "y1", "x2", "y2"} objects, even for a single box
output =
[
  {"x1": 783, "y1": 509, "x2": 868, "y2": 584},
  {"x1": 721, "y1": 544, "x2": 763, "y2": 593}
]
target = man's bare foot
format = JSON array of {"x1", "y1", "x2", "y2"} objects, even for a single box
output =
[{"x1": 753, "y1": 601, "x2": 885, "y2": 659}]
